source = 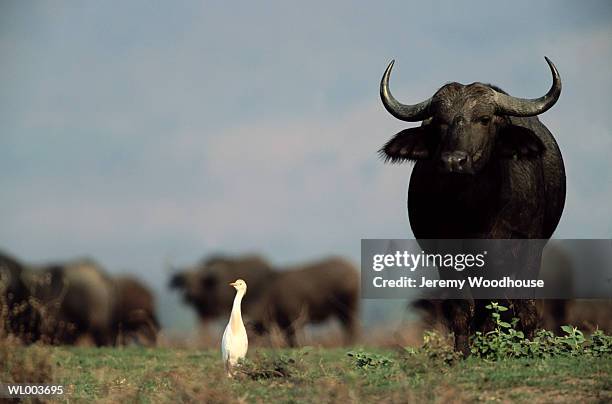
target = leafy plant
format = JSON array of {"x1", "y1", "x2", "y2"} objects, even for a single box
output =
[
  {"x1": 589, "y1": 329, "x2": 612, "y2": 356},
  {"x1": 347, "y1": 350, "x2": 394, "y2": 370},
  {"x1": 471, "y1": 302, "x2": 612, "y2": 360},
  {"x1": 471, "y1": 302, "x2": 527, "y2": 359},
  {"x1": 420, "y1": 330, "x2": 463, "y2": 364}
]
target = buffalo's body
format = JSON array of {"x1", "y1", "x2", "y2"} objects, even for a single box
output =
[
  {"x1": 112, "y1": 276, "x2": 159, "y2": 346},
  {"x1": 563, "y1": 299, "x2": 612, "y2": 333},
  {"x1": 17, "y1": 258, "x2": 158, "y2": 346},
  {"x1": 408, "y1": 114, "x2": 565, "y2": 240},
  {"x1": 380, "y1": 58, "x2": 565, "y2": 353},
  {"x1": 25, "y1": 259, "x2": 116, "y2": 345},
  {"x1": 250, "y1": 257, "x2": 359, "y2": 346}
]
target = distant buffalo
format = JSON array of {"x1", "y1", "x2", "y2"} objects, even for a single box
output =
[
  {"x1": 21, "y1": 258, "x2": 158, "y2": 346},
  {"x1": 170, "y1": 254, "x2": 275, "y2": 321},
  {"x1": 170, "y1": 255, "x2": 360, "y2": 346},
  {"x1": 113, "y1": 276, "x2": 159, "y2": 346},
  {"x1": 24, "y1": 259, "x2": 116, "y2": 345},
  {"x1": 250, "y1": 257, "x2": 359, "y2": 346},
  {"x1": 536, "y1": 245, "x2": 611, "y2": 334},
  {"x1": 537, "y1": 244, "x2": 573, "y2": 334}
]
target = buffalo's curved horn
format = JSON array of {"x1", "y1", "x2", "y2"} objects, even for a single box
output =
[
  {"x1": 380, "y1": 60, "x2": 433, "y2": 122},
  {"x1": 493, "y1": 57, "x2": 561, "y2": 117}
]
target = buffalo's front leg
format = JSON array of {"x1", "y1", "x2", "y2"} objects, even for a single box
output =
[
  {"x1": 512, "y1": 243, "x2": 544, "y2": 339},
  {"x1": 511, "y1": 299, "x2": 538, "y2": 339},
  {"x1": 442, "y1": 299, "x2": 471, "y2": 356}
]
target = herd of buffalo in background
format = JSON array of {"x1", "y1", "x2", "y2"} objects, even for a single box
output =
[
  {"x1": 0, "y1": 250, "x2": 360, "y2": 347},
  {"x1": 1, "y1": 246, "x2": 610, "y2": 348}
]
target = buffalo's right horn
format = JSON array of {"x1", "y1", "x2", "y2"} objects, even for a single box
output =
[{"x1": 380, "y1": 60, "x2": 433, "y2": 122}]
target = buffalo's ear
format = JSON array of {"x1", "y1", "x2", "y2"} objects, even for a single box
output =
[
  {"x1": 498, "y1": 124, "x2": 545, "y2": 158},
  {"x1": 379, "y1": 125, "x2": 434, "y2": 162}
]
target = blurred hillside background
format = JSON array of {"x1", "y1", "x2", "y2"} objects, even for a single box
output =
[{"x1": 1, "y1": 1, "x2": 611, "y2": 332}]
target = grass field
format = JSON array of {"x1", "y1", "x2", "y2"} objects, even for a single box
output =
[{"x1": 4, "y1": 345, "x2": 607, "y2": 403}]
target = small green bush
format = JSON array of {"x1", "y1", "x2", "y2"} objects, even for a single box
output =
[
  {"x1": 471, "y1": 302, "x2": 612, "y2": 360},
  {"x1": 347, "y1": 351, "x2": 394, "y2": 370},
  {"x1": 420, "y1": 330, "x2": 463, "y2": 365}
]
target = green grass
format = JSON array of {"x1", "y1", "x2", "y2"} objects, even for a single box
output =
[{"x1": 30, "y1": 347, "x2": 608, "y2": 403}]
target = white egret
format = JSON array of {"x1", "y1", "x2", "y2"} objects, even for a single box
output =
[{"x1": 221, "y1": 279, "x2": 248, "y2": 377}]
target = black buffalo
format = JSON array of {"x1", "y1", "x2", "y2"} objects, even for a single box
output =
[
  {"x1": 170, "y1": 254, "x2": 275, "y2": 322},
  {"x1": 379, "y1": 57, "x2": 565, "y2": 354}
]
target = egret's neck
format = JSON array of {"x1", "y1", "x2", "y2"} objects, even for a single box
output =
[{"x1": 231, "y1": 290, "x2": 245, "y2": 324}]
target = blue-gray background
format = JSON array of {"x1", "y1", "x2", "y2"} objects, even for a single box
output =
[{"x1": 1, "y1": 1, "x2": 611, "y2": 329}]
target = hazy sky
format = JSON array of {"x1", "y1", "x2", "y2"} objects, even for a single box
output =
[{"x1": 1, "y1": 1, "x2": 610, "y2": 327}]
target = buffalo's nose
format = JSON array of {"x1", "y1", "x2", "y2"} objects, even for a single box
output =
[{"x1": 440, "y1": 151, "x2": 472, "y2": 173}]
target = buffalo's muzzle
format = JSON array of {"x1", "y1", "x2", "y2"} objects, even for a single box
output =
[{"x1": 440, "y1": 151, "x2": 473, "y2": 174}]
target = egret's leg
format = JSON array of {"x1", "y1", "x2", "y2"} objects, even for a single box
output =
[{"x1": 225, "y1": 359, "x2": 233, "y2": 378}]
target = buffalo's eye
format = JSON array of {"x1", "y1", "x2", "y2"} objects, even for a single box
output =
[
  {"x1": 478, "y1": 116, "x2": 491, "y2": 125},
  {"x1": 434, "y1": 121, "x2": 449, "y2": 130}
]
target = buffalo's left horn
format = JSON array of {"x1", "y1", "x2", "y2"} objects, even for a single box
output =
[
  {"x1": 493, "y1": 57, "x2": 561, "y2": 117},
  {"x1": 380, "y1": 60, "x2": 433, "y2": 122}
]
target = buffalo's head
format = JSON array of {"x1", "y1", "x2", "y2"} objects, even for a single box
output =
[
  {"x1": 169, "y1": 266, "x2": 224, "y2": 318},
  {"x1": 379, "y1": 57, "x2": 561, "y2": 174}
]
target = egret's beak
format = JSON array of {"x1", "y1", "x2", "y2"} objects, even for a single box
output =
[{"x1": 229, "y1": 282, "x2": 237, "y2": 287}]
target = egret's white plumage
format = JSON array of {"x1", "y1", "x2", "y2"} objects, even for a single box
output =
[{"x1": 221, "y1": 279, "x2": 248, "y2": 377}]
